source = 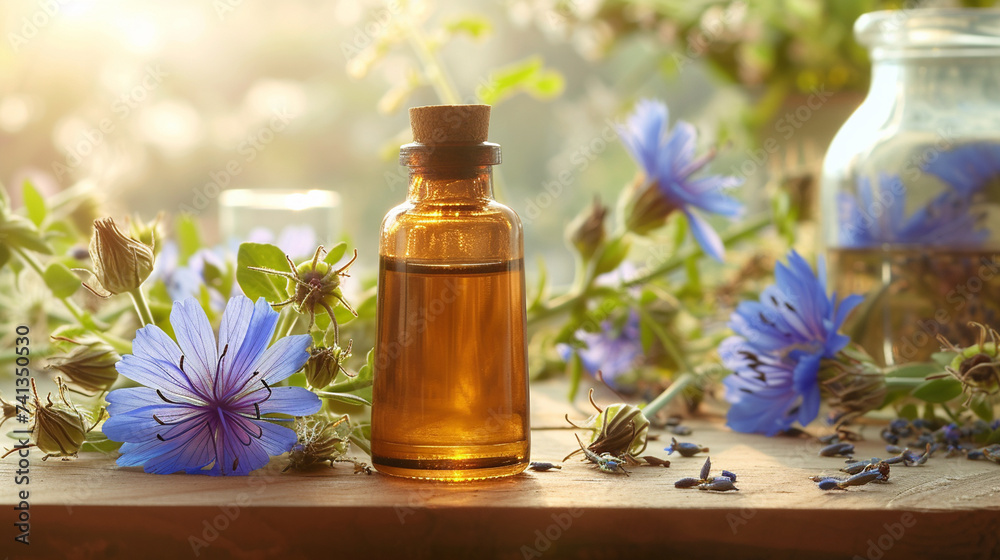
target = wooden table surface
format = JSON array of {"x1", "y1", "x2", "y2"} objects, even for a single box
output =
[{"x1": 3, "y1": 382, "x2": 999, "y2": 560}]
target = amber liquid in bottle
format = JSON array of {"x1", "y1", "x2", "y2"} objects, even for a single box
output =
[{"x1": 371, "y1": 105, "x2": 530, "y2": 480}]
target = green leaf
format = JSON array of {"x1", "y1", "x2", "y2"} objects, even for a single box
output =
[
  {"x1": 969, "y1": 393, "x2": 995, "y2": 422},
  {"x1": 0, "y1": 244, "x2": 9, "y2": 269},
  {"x1": 477, "y1": 56, "x2": 565, "y2": 105},
  {"x1": 175, "y1": 214, "x2": 201, "y2": 263},
  {"x1": 316, "y1": 391, "x2": 372, "y2": 407},
  {"x1": 22, "y1": 181, "x2": 46, "y2": 227},
  {"x1": 322, "y1": 242, "x2": 348, "y2": 267},
  {"x1": 885, "y1": 362, "x2": 943, "y2": 378},
  {"x1": 567, "y1": 351, "x2": 583, "y2": 402},
  {"x1": 44, "y1": 262, "x2": 80, "y2": 298},
  {"x1": 911, "y1": 377, "x2": 963, "y2": 403},
  {"x1": 897, "y1": 403, "x2": 919, "y2": 420},
  {"x1": 528, "y1": 257, "x2": 548, "y2": 312},
  {"x1": 236, "y1": 242, "x2": 291, "y2": 304},
  {"x1": 0, "y1": 214, "x2": 53, "y2": 254},
  {"x1": 592, "y1": 236, "x2": 630, "y2": 276},
  {"x1": 443, "y1": 14, "x2": 492, "y2": 40},
  {"x1": 931, "y1": 351, "x2": 957, "y2": 367}
]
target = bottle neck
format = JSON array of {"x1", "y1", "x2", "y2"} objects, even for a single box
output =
[{"x1": 406, "y1": 166, "x2": 495, "y2": 203}]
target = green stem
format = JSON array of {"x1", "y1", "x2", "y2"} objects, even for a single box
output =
[
  {"x1": 882, "y1": 377, "x2": 929, "y2": 388},
  {"x1": 11, "y1": 246, "x2": 131, "y2": 353},
  {"x1": 642, "y1": 372, "x2": 696, "y2": 418},
  {"x1": 326, "y1": 376, "x2": 373, "y2": 394},
  {"x1": 127, "y1": 288, "x2": 155, "y2": 327},
  {"x1": 528, "y1": 215, "x2": 771, "y2": 326},
  {"x1": 404, "y1": 15, "x2": 460, "y2": 104},
  {"x1": 349, "y1": 434, "x2": 372, "y2": 457},
  {"x1": 273, "y1": 310, "x2": 294, "y2": 344}
]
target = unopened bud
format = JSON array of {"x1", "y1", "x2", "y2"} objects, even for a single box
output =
[
  {"x1": 84, "y1": 217, "x2": 155, "y2": 296},
  {"x1": 47, "y1": 338, "x2": 121, "y2": 394},
  {"x1": 304, "y1": 341, "x2": 353, "y2": 389},
  {"x1": 622, "y1": 177, "x2": 677, "y2": 235},
  {"x1": 29, "y1": 378, "x2": 102, "y2": 459},
  {"x1": 567, "y1": 197, "x2": 607, "y2": 260}
]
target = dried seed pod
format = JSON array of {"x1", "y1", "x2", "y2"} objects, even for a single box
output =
[
  {"x1": 838, "y1": 470, "x2": 881, "y2": 488},
  {"x1": 28, "y1": 378, "x2": 101, "y2": 460},
  {"x1": 674, "y1": 477, "x2": 701, "y2": 488},
  {"x1": 529, "y1": 462, "x2": 562, "y2": 472}
]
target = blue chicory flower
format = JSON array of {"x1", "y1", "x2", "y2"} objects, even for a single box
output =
[
  {"x1": 838, "y1": 172, "x2": 988, "y2": 248},
  {"x1": 557, "y1": 311, "x2": 643, "y2": 390},
  {"x1": 618, "y1": 99, "x2": 744, "y2": 261},
  {"x1": 103, "y1": 296, "x2": 321, "y2": 475},
  {"x1": 923, "y1": 142, "x2": 1000, "y2": 195},
  {"x1": 720, "y1": 251, "x2": 863, "y2": 436}
]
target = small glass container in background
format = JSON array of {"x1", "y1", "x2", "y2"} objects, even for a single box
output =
[
  {"x1": 822, "y1": 9, "x2": 1000, "y2": 366},
  {"x1": 219, "y1": 188, "x2": 341, "y2": 257}
]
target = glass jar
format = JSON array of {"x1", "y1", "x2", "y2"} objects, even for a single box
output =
[
  {"x1": 370, "y1": 105, "x2": 530, "y2": 480},
  {"x1": 822, "y1": 9, "x2": 1000, "y2": 366}
]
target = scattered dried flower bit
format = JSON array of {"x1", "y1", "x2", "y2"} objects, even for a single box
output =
[
  {"x1": 247, "y1": 245, "x2": 358, "y2": 333},
  {"x1": 670, "y1": 425, "x2": 692, "y2": 436},
  {"x1": 665, "y1": 437, "x2": 708, "y2": 457},
  {"x1": 841, "y1": 458, "x2": 880, "y2": 475},
  {"x1": 641, "y1": 456, "x2": 670, "y2": 467},
  {"x1": 674, "y1": 477, "x2": 701, "y2": 488},
  {"x1": 838, "y1": 469, "x2": 882, "y2": 488},
  {"x1": 978, "y1": 444, "x2": 1000, "y2": 463},
  {"x1": 721, "y1": 470, "x2": 737, "y2": 482},
  {"x1": 881, "y1": 428, "x2": 899, "y2": 445},
  {"x1": 885, "y1": 444, "x2": 905, "y2": 454},
  {"x1": 575, "y1": 434, "x2": 629, "y2": 476},
  {"x1": 529, "y1": 462, "x2": 562, "y2": 472},
  {"x1": 819, "y1": 442, "x2": 855, "y2": 457},
  {"x1": 699, "y1": 457, "x2": 712, "y2": 480},
  {"x1": 699, "y1": 477, "x2": 739, "y2": 492},
  {"x1": 817, "y1": 433, "x2": 841, "y2": 444},
  {"x1": 816, "y1": 477, "x2": 846, "y2": 491}
]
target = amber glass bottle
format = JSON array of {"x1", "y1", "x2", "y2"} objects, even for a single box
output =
[{"x1": 371, "y1": 105, "x2": 530, "y2": 480}]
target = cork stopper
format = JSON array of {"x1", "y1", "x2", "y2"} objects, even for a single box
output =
[{"x1": 409, "y1": 104, "x2": 491, "y2": 144}]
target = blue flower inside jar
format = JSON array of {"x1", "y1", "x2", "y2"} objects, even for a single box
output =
[{"x1": 822, "y1": 8, "x2": 1000, "y2": 366}]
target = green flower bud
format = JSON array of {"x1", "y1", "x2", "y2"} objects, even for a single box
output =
[
  {"x1": 940, "y1": 323, "x2": 1000, "y2": 405},
  {"x1": 29, "y1": 378, "x2": 102, "y2": 460},
  {"x1": 83, "y1": 217, "x2": 155, "y2": 296},
  {"x1": 566, "y1": 197, "x2": 607, "y2": 261},
  {"x1": 47, "y1": 338, "x2": 121, "y2": 394},
  {"x1": 304, "y1": 341, "x2": 353, "y2": 389},
  {"x1": 248, "y1": 246, "x2": 358, "y2": 331},
  {"x1": 126, "y1": 213, "x2": 164, "y2": 256}
]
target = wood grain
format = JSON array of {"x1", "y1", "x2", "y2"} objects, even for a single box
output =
[{"x1": 2, "y1": 383, "x2": 999, "y2": 560}]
